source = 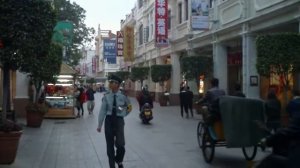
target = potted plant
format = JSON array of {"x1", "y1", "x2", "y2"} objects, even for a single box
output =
[
  {"x1": 130, "y1": 66, "x2": 150, "y2": 97},
  {"x1": 150, "y1": 64, "x2": 172, "y2": 106},
  {"x1": 0, "y1": 120, "x2": 22, "y2": 164},
  {"x1": 25, "y1": 42, "x2": 63, "y2": 127}
]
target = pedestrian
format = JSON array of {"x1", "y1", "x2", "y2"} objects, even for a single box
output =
[
  {"x1": 286, "y1": 89, "x2": 300, "y2": 119},
  {"x1": 86, "y1": 84, "x2": 96, "y2": 114},
  {"x1": 97, "y1": 74, "x2": 132, "y2": 168},
  {"x1": 74, "y1": 85, "x2": 82, "y2": 118},
  {"x1": 137, "y1": 86, "x2": 153, "y2": 111},
  {"x1": 186, "y1": 86, "x2": 194, "y2": 117},
  {"x1": 179, "y1": 82, "x2": 186, "y2": 117},
  {"x1": 265, "y1": 90, "x2": 281, "y2": 132},
  {"x1": 78, "y1": 87, "x2": 86, "y2": 117},
  {"x1": 232, "y1": 83, "x2": 245, "y2": 97},
  {"x1": 196, "y1": 78, "x2": 226, "y2": 123}
]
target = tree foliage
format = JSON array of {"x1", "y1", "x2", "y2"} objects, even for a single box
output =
[
  {"x1": 53, "y1": 0, "x2": 95, "y2": 66},
  {"x1": 256, "y1": 33, "x2": 300, "y2": 112},
  {"x1": 181, "y1": 56, "x2": 212, "y2": 87},
  {"x1": 0, "y1": 0, "x2": 58, "y2": 122},
  {"x1": 150, "y1": 64, "x2": 172, "y2": 83},
  {"x1": 130, "y1": 67, "x2": 149, "y2": 88},
  {"x1": 114, "y1": 71, "x2": 130, "y2": 81}
]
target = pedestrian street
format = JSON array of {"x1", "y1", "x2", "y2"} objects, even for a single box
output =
[{"x1": 1, "y1": 92, "x2": 269, "y2": 168}]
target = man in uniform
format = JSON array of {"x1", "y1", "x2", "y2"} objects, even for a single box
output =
[{"x1": 97, "y1": 74, "x2": 132, "y2": 168}]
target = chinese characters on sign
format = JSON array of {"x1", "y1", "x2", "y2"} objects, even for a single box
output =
[
  {"x1": 103, "y1": 39, "x2": 117, "y2": 64},
  {"x1": 123, "y1": 26, "x2": 134, "y2": 62},
  {"x1": 116, "y1": 31, "x2": 124, "y2": 57},
  {"x1": 155, "y1": 0, "x2": 169, "y2": 47}
]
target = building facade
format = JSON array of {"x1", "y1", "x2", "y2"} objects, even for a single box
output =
[{"x1": 119, "y1": 0, "x2": 300, "y2": 105}]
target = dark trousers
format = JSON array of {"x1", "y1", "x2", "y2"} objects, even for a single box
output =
[
  {"x1": 180, "y1": 102, "x2": 184, "y2": 117},
  {"x1": 188, "y1": 103, "x2": 194, "y2": 117},
  {"x1": 105, "y1": 116, "x2": 125, "y2": 168}
]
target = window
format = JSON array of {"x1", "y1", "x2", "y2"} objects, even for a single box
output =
[
  {"x1": 185, "y1": 0, "x2": 189, "y2": 21},
  {"x1": 139, "y1": 25, "x2": 143, "y2": 45},
  {"x1": 168, "y1": 10, "x2": 171, "y2": 30},
  {"x1": 178, "y1": 3, "x2": 182, "y2": 24}
]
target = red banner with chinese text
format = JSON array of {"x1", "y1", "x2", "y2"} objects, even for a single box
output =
[
  {"x1": 155, "y1": 0, "x2": 168, "y2": 47},
  {"x1": 116, "y1": 31, "x2": 124, "y2": 57}
]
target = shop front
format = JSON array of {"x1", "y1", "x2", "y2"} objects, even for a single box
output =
[{"x1": 44, "y1": 63, "x2": 77, "y2": 118}]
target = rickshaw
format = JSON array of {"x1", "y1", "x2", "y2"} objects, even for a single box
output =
[{"x1": 196, "y1": 96, "x2": 266, "y2": 163}]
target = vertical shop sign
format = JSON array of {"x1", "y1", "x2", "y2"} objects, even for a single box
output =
[
  {"x1": 123, "y1": 26, "x2": 134, "y2": 62},
  {"x1": 103, "y1": 39, "x2": 117, "y2": 64},
  {"x1": 92, "y1": 56, "x2": 96, "y2": 73},
  {"x1": 191, "y1": 0, "x2": 209, "y2": 30},
  {"x1": 155, "y1": 0, "x2": 169, "y2": 47},
  {"x1": 116, "y1": 31, "x2": 124, "y2": 56}
]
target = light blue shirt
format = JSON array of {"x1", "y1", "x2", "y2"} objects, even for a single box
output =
[{"x1": 98, "y1": 90, "x2": 131, "y2": 128}]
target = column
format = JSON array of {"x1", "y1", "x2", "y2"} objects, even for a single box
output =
[
  {"x1": 242, "y1": 34, "x2": 259, "y2": 98},
  {"x1": 155, "y1": 57, "x2": 164, "y2": 93},
  {"x1": 297, "y1": 20, "x2": 300, "y2": 89},
  {"x1": 213, "y1": 43, "x2": 228, "y2": 92},
  {"x1": 170, "y1": 52, "x2": 181, "y2": 94}
]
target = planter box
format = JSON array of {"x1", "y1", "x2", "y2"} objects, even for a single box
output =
[{"x1": 0, "y1": 131, "x2": 22, "y2": 164}]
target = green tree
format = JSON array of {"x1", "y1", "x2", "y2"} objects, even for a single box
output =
[
  {"x1": 130, "y1": 67, "x2": 150, "y2": 89},
  {"x1": 181, "y1": 56, "x2": 212, "y2": 90},
  {"x1": 0, "y1": 0, "x2": 57, "y2": 123},
  {"x1": 256, "y1": 33, "x2": 300, "y2": 109},
  {"x1": 53, "y1": 0, "x2": 95, "y2": 66},
  {"x1": 151, "y1": 64, "x2": 172, "y2": 87},
  {"x1": 114, "y1": 71, "x2": 130, "y2": 82}
]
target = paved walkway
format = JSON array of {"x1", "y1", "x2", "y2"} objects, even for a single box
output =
[{"x1": 1, "y1": 93, "x2": 269, "y2": 168}]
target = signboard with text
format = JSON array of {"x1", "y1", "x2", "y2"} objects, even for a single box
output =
[
  {"x1": 123, "y1": 26, "x2": 134, "y2": 62},
  {"x1": 103, "y1": 39, "x2": 116, "y2": 64},
  {"x1": 116, "y1": 31, "x2": 124, "y2": 57},
  {"x1": 191, "y1": 0, "x2": 210, "y2": 30},
  {"x1": 155, "y1": 0, "x2": 169, "y2": 47}
]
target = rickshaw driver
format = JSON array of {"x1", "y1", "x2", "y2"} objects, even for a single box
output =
[{"x1": 196, "y1": 78, "x2": 226, "y2": 123}]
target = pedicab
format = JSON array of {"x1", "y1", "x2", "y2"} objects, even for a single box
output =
[{"x1": 196, "y1": 96, "x2": 266, "y2": 163}]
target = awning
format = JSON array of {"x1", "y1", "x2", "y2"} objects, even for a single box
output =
[{"x1": 60, "y1": 63, "x2": 77, "y2": 75}]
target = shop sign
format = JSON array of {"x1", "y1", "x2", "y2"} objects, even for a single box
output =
[
  {"x1": 116, "y1": 31, "x2": 124, "y2": 56},
  {"x1": 123, "y1": 26, "x2": 134, "y2": 62},
  {"x1": 191, "y1": 0, "x2": 210, "y2": 30},
  {"x1": 155, "y1": 0, "x2": 169, "y2": 47},
  {"x1": 103, "y1": 39, "x2": 116, "y2": 64}
]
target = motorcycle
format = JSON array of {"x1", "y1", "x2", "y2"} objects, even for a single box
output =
[{"x1": 139, "y1": 103, "x2": 153, "y2": 124}]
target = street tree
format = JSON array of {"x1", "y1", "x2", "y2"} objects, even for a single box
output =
[
  {"x1": 0, "y1": 0, "x2": 57, "y2": 123},
  {"x1": 130, "y1": 67, "x2": 150, "y2": 90},
  {"x1": 53, "y1": 0, "x2": 95, "y2": 66},
  {"x1": 181, "y1": 56, "x2": 212, "y2": 91},
  {"x1": 256, "y1": 33, "x2": 300, "y2": 109}
]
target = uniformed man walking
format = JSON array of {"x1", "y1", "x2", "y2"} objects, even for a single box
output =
[{"x1": 97, "y1": 74, "x2": 132, "y2": 168}]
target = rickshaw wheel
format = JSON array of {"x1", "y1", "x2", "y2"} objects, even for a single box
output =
[
  {"x1": 242, "y1": 146, "x2": 257, "y2": 160},
  {"x1": 197, "y1": 122, "x2": 204, "y2": 148},
  {"x1": 202, "y1": 130, "x2": 215, "y2": 163}
]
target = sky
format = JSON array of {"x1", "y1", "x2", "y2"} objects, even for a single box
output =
[{"x1": 71, "y1": 0, "x2": 136, "y2": 34}]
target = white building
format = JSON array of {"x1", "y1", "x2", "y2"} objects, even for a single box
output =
[{"x1": 119, "y1": 0, "x2": 300, "y2": 104}]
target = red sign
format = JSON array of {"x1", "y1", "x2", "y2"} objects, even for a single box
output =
[
  {"x1": 92, "y1": 56, "x2": 96, "y2": 73},
  {"x1": 116, "y1": 31, "x2": 124, "y2": 56},
  {"x1": 155, "y1": 0, "x2": 168, "y2": 47}
]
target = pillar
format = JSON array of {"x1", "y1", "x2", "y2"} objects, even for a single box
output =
[
  {"x1": 213, "y1": 43, "x2": 228, "y2": 92},
  {"x1": 242, "y1": 34, "x2": 260, "y2": 98},
  {"x1": 170, "y1": 52, "x2": 181, "y2": 94}
]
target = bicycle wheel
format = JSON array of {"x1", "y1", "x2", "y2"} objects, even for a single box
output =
[
  {"x1": 197, "y1": 122, "x2": 204, "y2": 148},
  {"x1": 242, "y1": 146, "x2": 257, "y2": 161},
  {"x1": 202, "y1": 129, "x2": 215, "y2": 163}
]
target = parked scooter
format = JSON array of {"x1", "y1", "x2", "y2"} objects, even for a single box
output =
[{"x1": 139, "y1": 103, "x2": 153, "y2": 124}]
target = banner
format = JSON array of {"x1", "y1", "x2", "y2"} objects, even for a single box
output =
[
  {"x1": 103, "y1": 39, "x2": 116, "y2": 64},
  {"x1": 123, "y1": 26, "x2": 134, "y2": 62},
  {"x1": 52, "y1": 21, "x2": 74, "y2": 46},
  {"x1": 155, "y1": 0, "x2": 169, "y2": 47},
  {"x1": 191, "y1": 0, "x2": 209, "y2": 30},
  {"x1": 116, "y1": 31, "x2": 124, "y2": 57}
]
